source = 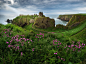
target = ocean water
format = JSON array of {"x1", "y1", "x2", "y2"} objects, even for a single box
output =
[
  {"x1": 0, "y1": 14, "x2": 68, "y2": 27},
  {"x1": 45, "y1": 15, "x2": 68, "y2": 27}
]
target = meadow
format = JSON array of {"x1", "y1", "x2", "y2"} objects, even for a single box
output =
[{"x1": 0, "y1": 15, "x2": 86, "y2": 64}]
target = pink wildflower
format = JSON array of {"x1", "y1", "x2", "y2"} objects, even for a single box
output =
[
  {"x1": 27, "y1": 39, "x2": 29, "y2": 40},
  {"x1": 71, "y1": 44, "x2": 74, "y2": 47},
  {"x1": 58, "y1": 41, "x2": 60, "y2": 42},
  {"x1": 84, "y1": 44, "x2": 85, "y2": 46},
  {"x1": 60, "y1": 43, "x2": 61, "y2": 45},
  {"x1": 63, "y1": 59, "x2": 65, "y2": 61},
  {"x1": 6, "y1": 42, "x2": 9, "y2": 44},
  {"x1": 57, "y1": 46, "x2": 59, "y2": 47},
  {"x1": 31, "y1": 40, "x2": 32, "y2": 41},
  {"x1": 8, "y1": 45, "x2": 11, "y2": 47},
  {"x1": 32, "y1": 48, "x2": 35, "y2": 51},
  {"x1": 21, "y1": 52, "x2": 23, "y2": 56},
  {"x1": 64, "y1": 47, "x2": 66, "y2": 48},
  {"x1": 57, "y1": 56, "x2": 60, "y2": 58},
  {"x1": 68, "y1": 45, "x2": 70, "y2": 47},
  {"x1": 61, "y1": 58, "x2": 63, "y2": 60}
]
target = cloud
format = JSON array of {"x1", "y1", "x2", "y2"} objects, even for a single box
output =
[
  {"x1": 66, "y1": 0, "x2": 81, "y2": 2},
  {"x1": 0, "y1": 4, "x2": 21, "y2": 15},
  {"x1": 16, "y1": 6, "x2": 40, "y2": 15},
  {"x1": 74, "y1": 7, "x2": 86, "y2": 11},
  {"x1": 0, "y1": 0, "x2": 86, "y2": 16},
  {"x1": 4, "y1": 0, "x2": 14, "y2": 5}
]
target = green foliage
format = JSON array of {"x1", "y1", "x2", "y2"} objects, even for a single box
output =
[
  {"x1": 4, "y1": 24, "x2": 25, "y2": 32},
  {"x1": 0, "y1": 14, "x2": 86, "y2": 64},
  {"x1": 66, "y1": 14, "x2": 86, "y2": 27},
  {"x1": 71, "y1": 28, "x2": 86, "y2": 42},
  {"x1": 12, "y1": 15, "x2": 38, "y2": 27},
  {"x1": 56, "y1": 24, "x2": 68, "y2": 29}
]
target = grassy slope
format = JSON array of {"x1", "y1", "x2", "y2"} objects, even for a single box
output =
[
  {"x1": 66, "y1": 14, "x2": 86, "y2": 27},
  {"x1": 0, "y1": 14, "x2": 86, "y2": 64},
  {"x1": 12, "y1": 15, "x2": 38, "y2": 27},
  {"x1": 71, "y1": 27, "x2": 86, "y2": 42}
]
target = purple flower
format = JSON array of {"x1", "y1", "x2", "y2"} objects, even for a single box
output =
[
  {"x1": 5, "y1": 32, "x2": 6, "y2": 33},
  {"x1": 61, "y1": 58, "x2": 63, "y2": 60},
  {"x1": 31, "y1": 40, "x2": 32, "y2": 41},
  {"x1": 68, "y1": 45, "x2": 70, "y2": 47},
  {"x1": 32, "y1": 48, "x2": 35, "y2": 51},
  {"x1": 72, "y1": 41, "x2": 74, "y2": 43},
  {"x1": 27, "y1": 39, "x2": 29, "y2": 40},
  {"x1": 64, "y1": 47, "x2": 66, "y2": 48},
  {"x1": 58, "y1": 41, "x2": 60, "y2": 42},
  {"x1": 71, "y1": 44, "x2": 74, "y2": 47},
  {"x1": 82, "y1": 43, "x2": 84, "y2": 45},
  {"x1": 21, "y1": 52, "x2": 23, "y2": 56},
  {"x1": 75, "y1": 45, "x2": 78, "y2": 48},
  {"x1": 63, "y1": 59, "x2": 65, "y2": 61},
  {"x1": 57, "y1": 46, "x2": 59, "y2": 47},
  {"x1": 8, "y1": 45, "x2": 11, "y2": 47},
  {"x1": 60, "y1": 43, "x2": 61, "y2": 45},
  {"x1": 6, "y1": 42, "x2": 9, "y2": 44},
  {"x1": 54, "y1": 53, "x2": 57, "y2": 54},
  {"x1": 57, "y1": 56, "x2": 60, "y2": 58},
  {"x1": 84, "y1": 44, "x2": 85, "y2": 46},
  {"x1": 23, "y1": 38, "x2": 25, "y2": 39},
  {"x1": 35, "y1": 36, "x2": 37, "y2": 38}
]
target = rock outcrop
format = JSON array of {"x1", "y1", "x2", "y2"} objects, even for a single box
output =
[
  {"x1": 12, "y1": 17, "x2": 30, "y2": 27},
  {"x1": 57, "y1": 14, "x2": 86, "y2": 29},
  {"x1": 39, "y1": 12, "x2": 43, "y2": 17},
  {"x1": 33, "y1": 17, "x2": 55, "y2": 29},
  {"x1": 66, "y1": 14, "x2": 86, "y2": 27},
  {"x1": 6, "y1": 19, "x2": 12, "y2": 23},
  {"x1": 29, "y1": 19, "x2": 35, "y2": 23},
  {"x1": 38, "y1": 12, "x2": 45, "y2": 17},
  {"x1": 58, "y1": 15, "x2": 73, "y2": 21},
  {"x1": 12, "y1": 14, "x2": 38, "y2": 27},
  {"x1": 69, "y1": 22, "x2": 80, "y2": 29}
]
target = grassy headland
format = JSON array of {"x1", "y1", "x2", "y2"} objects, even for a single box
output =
[{"x1": 0, "y1": 14, "x2": 86, "y2": 64}]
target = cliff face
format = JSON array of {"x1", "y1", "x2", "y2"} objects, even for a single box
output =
[
  {"x1": 12, "y1": 14, "x2": 38, "y2": 27},
  {"x1": 58, "y1": 15, "x2": 73, "y2": 21},
  {"x1": 33, "y1": 17, "x2": 55, "y2": 29},
  {"x1": 66, "y1": 14, "x2": 86, "y2": 27},
  {"x1": 58, "y1": 14, "x2": 86, "y2": 29}
]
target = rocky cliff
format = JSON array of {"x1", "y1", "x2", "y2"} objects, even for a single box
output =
[
  {"x1": 33, "y1": 17, "x2": 55, "y2": 29},
  {"x1": 66, "y1": 14, "x2": 86, "y2": 27},
  {"x1": 58, "y1": 15, "x2": 73, "y2": 21},
  {"x1": 57, "y1": 14, "x2": 86, "y2": 29},
  {"x1": 12, "y1": 14, "x2": 38, "y2": 27}
]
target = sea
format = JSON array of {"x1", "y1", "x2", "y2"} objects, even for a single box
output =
[{"x1": 0, "y1": 14, "x2": 68, "y2": 27}]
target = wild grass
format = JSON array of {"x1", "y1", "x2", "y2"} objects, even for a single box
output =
[{"x1": 0, "y1": 22, "x2": 86, "y2": 64}]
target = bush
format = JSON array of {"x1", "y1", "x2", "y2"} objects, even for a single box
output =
[{"x1": 56, "y1": 24, "x2": 68, "y2": 29}]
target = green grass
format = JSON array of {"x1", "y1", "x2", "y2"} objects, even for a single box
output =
[
  {"x1": 0, "y1": 14, "x2": 86, "y2": 64},
  {"x1": 0, "y1": 21, "x2": 86, "y2": 64},
  {"x1": 61, "y1": 21, "x2": 86, "y2": 37},
  {"x1": 71, "y1": 28, "x2": 86, "y2": 42}
]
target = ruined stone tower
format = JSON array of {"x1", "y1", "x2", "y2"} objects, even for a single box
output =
[{"x1": 39, "y1": 12, "x2": 43, "y2": 17}]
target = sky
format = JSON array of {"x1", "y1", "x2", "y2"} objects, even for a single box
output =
[{"x1": 0, "y1": 0, "x2": 86, "y2": 16}]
